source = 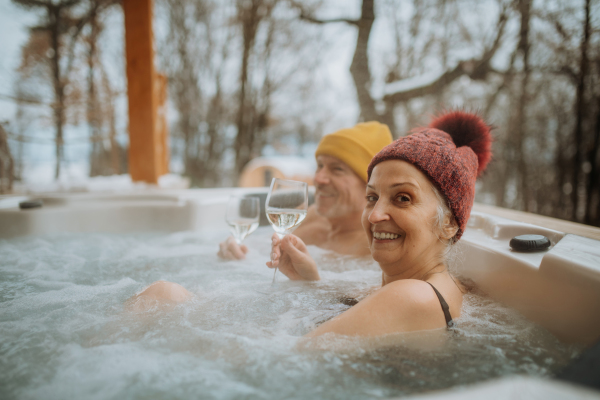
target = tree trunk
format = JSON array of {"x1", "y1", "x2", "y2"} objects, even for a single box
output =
[
  {"x1": 571, "y1": 0, "x2": 591, "y2": 221},
  {"x1": 205, "y1": 82, "x2": 223, "y2": 186},
  {"x1": 97, "y1": 52, "x2": 122, "y2": 175},
  {"x1": 0, "y1": 124, "x2": 15, "y2": 194},
  {"x1": 234, "y1": 0, "x2": 262, "y2": 177},
  {"x1": 349, "y1": 0, "x2": 376, "y2": 123},
  {"x1": 586, "y1": 94, "x2": 600, "y2": 225},
  {"x1": 514, "y1": 0, "x2": 532, "y2": 211},
  {"x1": 50, "y1": 5, "x2": 66, "y2": 180},
  {"x1": 87, "y1": 9, "x2": 103, "y2": 176}
]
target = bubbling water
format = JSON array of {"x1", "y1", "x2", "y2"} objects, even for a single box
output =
[{"x1": 0, "y1": 227, "x2": 580, "y2": 400}]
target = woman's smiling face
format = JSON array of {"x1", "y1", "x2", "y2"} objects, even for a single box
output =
[{"x1": 362, "y1": 160, "x2": 448, "y2": 278}]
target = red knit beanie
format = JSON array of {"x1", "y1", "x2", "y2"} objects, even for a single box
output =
[{"x1": 367, "y1": 111, "x2": 493, "y2": 240}]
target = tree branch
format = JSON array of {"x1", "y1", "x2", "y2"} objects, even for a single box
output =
[
  {"x1": 383, "y1": 2, "x2": 509, "y2": 104},
  {"x1": 65, "y1": 0, "x2": 119, "y2": 78},
  {"x1": 0, "y1": 92, "x2": 49, "y2": 106},
  {"x1": 298, "y1": 12, "x2": 359, "y2": 26},
  {"x1": 291, "y1": 1, "x2": 359, "y2": 26}
]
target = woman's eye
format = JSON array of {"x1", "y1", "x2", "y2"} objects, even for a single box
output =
[
  {"x1": 366, "y1": 195, "x2": 377, "y2": 202},
  {"x1": 397, "y1": 195, "x2": 410, "y2": 203}
]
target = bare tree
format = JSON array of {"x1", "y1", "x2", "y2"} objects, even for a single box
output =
[
  {"x1": 296, "y1": 0, "x2": 394, "y2": 130},
  {"x1": 12, "y1": 0, "x2": 81, "y2": 179},
  {"x1": 571, "y1": 0, "x2": 592, "y2": 221},
  {"x1": 156, "y1": 0, "x2": 325, "y2": 185},
  {"x1": 0, "y1": 123, "x2": 15, "y2": 194},
  {"x1": 12, "y1": 0, "x2": 119, "y2": 179},
  {"x1": 587, "y1": 91, "x2": 600, "y2": 225},
  {"x1": 157, "y1": 0, "x2": 232, "y2": 186},
  {"x1": 296, "y1": 0, "x2": 508, "y2": 136},
  {"x1": 83, "y1": 0, "x2": 122, "y2": 176},
  {"x1": 233, "y1": 0, "x2": 279, "y2": 177}
]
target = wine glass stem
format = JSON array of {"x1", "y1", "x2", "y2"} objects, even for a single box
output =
[
  {"x1": 272, "y1": 265, "x2": 278, "y2": 284},
  {"x1": 272, "y1": 233, "x2": 284, "y2": 285}
]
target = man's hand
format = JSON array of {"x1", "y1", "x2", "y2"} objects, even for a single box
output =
[
  {"x1": 218, "y1": 236, "x2": 248, "y2": 260},
  {"x1": 267, "y1": 233, "x2": 320, "y2": 281}
]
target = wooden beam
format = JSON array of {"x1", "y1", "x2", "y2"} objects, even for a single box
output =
[
  {"x1": 155, "y1": 72, "x2": 169, "y2": 176},
  {"x1": 123, "y1": 0, "x2": 168, "y2": 183}
]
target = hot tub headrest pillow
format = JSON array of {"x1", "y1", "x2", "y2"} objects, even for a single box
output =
[{"x1": 367, "y1": 111, "x2": 493, "y2": 240}]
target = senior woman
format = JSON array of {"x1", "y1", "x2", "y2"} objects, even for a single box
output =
[{"x1": 268, "y1": 111, "x2": 492, "y2": 337}]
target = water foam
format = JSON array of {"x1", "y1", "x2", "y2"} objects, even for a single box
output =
[{"x1": 0, "y1": 228, "x2": 580, "y2": 399}]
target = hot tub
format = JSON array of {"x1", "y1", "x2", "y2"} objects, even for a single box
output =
[{"x1": 0, "y1": 189, "x2": 599, "y2": 399}]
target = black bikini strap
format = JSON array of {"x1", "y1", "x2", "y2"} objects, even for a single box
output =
[{"x1": 426, "y1": 282, "x2": 454, "y2": 328}]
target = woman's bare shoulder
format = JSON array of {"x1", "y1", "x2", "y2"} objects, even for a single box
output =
[
  {"x1": 306, "y1": 280, "x2": 447, "y2": 338},
  {"x1": 376, "y1": 279, "x2": 437, "y2": 300},
  {"x1": 357, "y1": 280, "x2": 449, "y2": 333}
]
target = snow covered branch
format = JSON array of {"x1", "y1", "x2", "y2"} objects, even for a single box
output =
[
  {"x1": 298, "y1": 12, "x2": 359, "y2": 26},
  {"x1": 383, "y1": 3, "x2": 509, "y2": 104}
]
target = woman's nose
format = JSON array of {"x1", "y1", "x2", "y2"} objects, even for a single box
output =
[{"x1": 368, "y1": 200, "x2": 390, "y2": 223}]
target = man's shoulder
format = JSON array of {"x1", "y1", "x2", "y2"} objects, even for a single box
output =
[
  {"x1": 295, "y1": 205, "x2": 330, "y2": 244},
  {"x1": 301, "y1": 205, "x2": 330, "y2": 229}
]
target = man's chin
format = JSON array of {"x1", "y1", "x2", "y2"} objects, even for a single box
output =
[
  {"x1": 315, "y1": 204, "x2": 329, "y2": 217},
  {"x1": 315, "y1": 196, "x2": 333, "y2": 211},
  {"x1": 315, "y1": 202, "x2": 335, "y2": 218}
]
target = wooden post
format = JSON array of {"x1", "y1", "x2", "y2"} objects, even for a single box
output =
[
  {"x1": 155, "y1": 73, "x2": 169, "y2": 176},
  {"x1": 123, "y1": 0, "x2": 168, "y2": 183}
]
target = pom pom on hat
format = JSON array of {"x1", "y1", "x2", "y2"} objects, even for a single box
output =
[{"x1": 428, "y1": 111, "x2": 492, "y2": 177}]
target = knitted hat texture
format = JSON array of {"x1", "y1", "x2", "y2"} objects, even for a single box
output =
[
  {"x1": 367, "y1": 111, "x2": 492, "y2": 240},
  {"x1": 315, "y1": 121, "x2": 393, "y2": 182}
]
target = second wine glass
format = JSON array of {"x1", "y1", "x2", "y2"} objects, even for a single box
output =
[
  {"x1": 265, "y1": 178, "x2": 308, "y2": 283},
  {"x1": 226, "y1": 196, "x2": 260, "y2": 245}
]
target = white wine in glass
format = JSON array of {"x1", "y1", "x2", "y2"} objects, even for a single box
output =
[
  {"x1": 265, "y1": 178, "x2": 308, "y2": 283},
  {"x1": 266, "y1": 209, "x2": 307, "y2": 237},
  {"x1": 226, "y1": 196, "x2": 260, "y2": 244}
]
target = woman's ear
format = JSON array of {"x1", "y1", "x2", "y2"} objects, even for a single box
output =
[{"x1": 441, "y1": 215, "x2": 459, "y2": 240}]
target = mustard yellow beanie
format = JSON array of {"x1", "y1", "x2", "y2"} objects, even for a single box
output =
[{"x1": 315, "y1": 121, "x2": 393, "y2": 182}]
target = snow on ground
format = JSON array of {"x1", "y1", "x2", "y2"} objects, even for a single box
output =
[
  {"x1": 243, "y1": 156, "x2": 316, "y2": 178},
  {"x1": 12, "y1": 162, "x2": 190, "y2": 194}
]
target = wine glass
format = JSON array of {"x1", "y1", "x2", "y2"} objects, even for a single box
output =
[
  {"x1": 226, "y1": 196, "x2": 260, "y2": 245},
  {"x1": 265, "y1": 178, "x2": 309, "y2": 283}
]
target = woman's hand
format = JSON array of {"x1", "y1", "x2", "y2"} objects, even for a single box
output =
[
  {"x1": 217, "y1": 236, "x2": 248, "y2": 260},
  {"x1": 267, "y1": 233, "x2": 320, "y2": 281}
]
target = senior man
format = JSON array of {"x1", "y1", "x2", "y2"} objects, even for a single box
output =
[{"x1": 218, "y1": 121, "x2": 393, "y2": 259}]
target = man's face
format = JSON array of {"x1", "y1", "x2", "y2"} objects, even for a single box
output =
[{"x1": 314, "y1": 155, "x2": 367, "y2": 219}]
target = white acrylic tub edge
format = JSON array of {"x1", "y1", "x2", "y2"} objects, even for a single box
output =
[
  {"x1": 400, "y1": 375, "x2": 600, "y2": 400},
  {"x1": 461, "y1": 211, "x2": 600, "y2": 345}
]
